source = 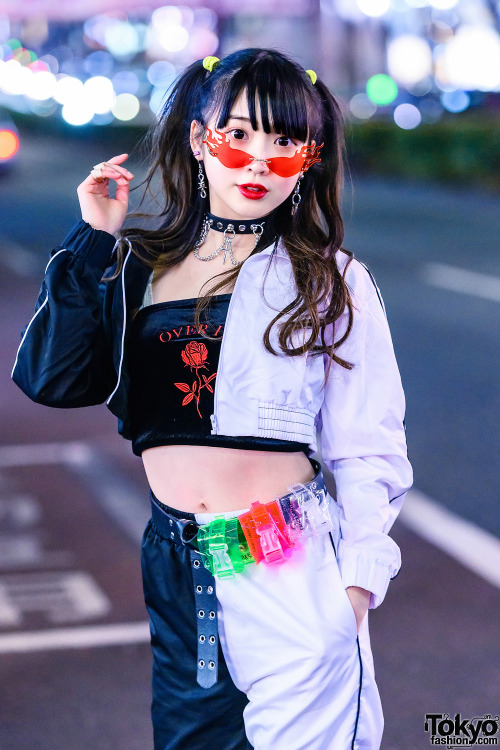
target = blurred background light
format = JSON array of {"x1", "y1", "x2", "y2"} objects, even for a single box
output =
[
  {"x1": 29, "y1": 99, "x2": 58, "y2": 117},
  {"x1": 84, "y1": 50, "x2": 114, "y2": 77},
  {"x1": 428, "y1": 0, "x2": 458, "y2": 8},
  {"x1": 150, "y1": 87, "x2": 168, "y2": 115},
  {"x1": 53, "y1": 75, "x2": 84, "y2": 105},
  {"x1": 152, "y1": 6, "x2": 183, "y2": 29},
  {"x1": 387, "y1": 34, "x2": 432, "y2": 86},
  {"x1": 147, "y1": 60, "x2": 176, "y2": 88},
  {"x1": 357, "y1": 0, "x2": 391, "y2": 17},
  {"x1": 366, "y1": 73, "x2": 398, "y2": 105},
  {"x1": 112, "y1": 70, "x2": 140, "y2": 95},
  {"x1": 92, "y1": 111, "x2": 115, "y2": 126},
  {"x1": 185, "y1": 27, "x2": 219, "y2": 58},
  {"x1": 28, "y1": 60, "x2": 50, "y2": 73},
  {"x1": 26, "y1": 70, "x2": 57, "y2": 101},
  {"x1": 62, "y1": 99, "x2": 94, "y2": 126},
  {"x1": 440, "y1": 89, "x2": 470, "y2": 112},
  {"x1": 393, "y1": 102, "x2": 422, "y2": 129},
  {"x1": 112, "y1": 92, "x2": 140, "y2": 121},
  {"x1": 105, "y1": 20, "x2": 143, "y2": 59},
  {"x1": 407, "y1": 77, "x2": 433, "y2": 96},
  {"x1": 39, "y1": 54, "x2": 59, "y2": 74},
  {"x1": 0, "y1": 128, "x2": 19, "y2": 160},
  {"x1": 0, "y1": 16, "x2": 10, "y2": 43},
  {"x1": 443, "y1": 25, "x2": 500, "y2": 91},
  {"x1": 349, "y1": 92, "x2": 377, "y2": 119},
  {"x1": 155, "y1": 23, "x2": 189, "y2": 53},
  {"x1": 0, "y1": 59, "x2": 33, "y2": 96},
  {"x1": 82, "y1": 76, "x2": 115, "y2": 114}
]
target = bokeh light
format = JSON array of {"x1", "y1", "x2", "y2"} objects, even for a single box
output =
[
  {"x1": 366, "y1": 74, "x2": 398, "y2": 105},
  {"x1": 62, "y1": 99, "x2": 94, "y2": 126},
  {"x1": 147, "y1": 60, "x2": 176, "y2": 88},
  {"x1": 349, "y1": 93, "x2": 377, "y2": 119},
  {"x1": 27, "y1": 71, "x2": 57, "y2": 101},
  {"x1": 394, "y1": 103, "x2": 422, "y2": 129},
  {"x1": 105, "y1": 20, "x2": 142, "y2": 59},
  {"x1": 112, "y1": 70, "x2": 140, "y2": 95},
  {"x1": 442, "y1": 25, "x2": 500, "y2": 91},
  {"x1": 150, "y1": 87, "x2": 169, "y2": 115},
  {"x1": 82, "y1": 76, "x2": 115, "y2": 114},
  {"x1": 0, "y1": 59, "x2": 33, "y2": 95},
  {"x1": 387, "y1": 35, "x2": 432, "y2": 86},
  {"x1": 84, "y1": 50, "x2": 114, "y2": 77},
  {"x1": 0, "y1": 129, "x2": 19, "y2": 160},
  {"x1": 112, "y1": 93, "x2": 140, "y2": 121},
  {"x1": 440, "y1": 89, "x2": 470, "y2": 113},
  {"x1": 428, "y1": 0, "x2": 458, "y2": 8},
  {"x1": 53, "y1": 75, "x2": 84, "y2": 105},
  {"x1": 357, "y1": 0, "x2": 391, "y2": 17}
]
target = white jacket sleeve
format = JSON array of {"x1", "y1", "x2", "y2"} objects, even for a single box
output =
[{"x1": 319, "y1": 257, "x2": 413, "y2": 609}]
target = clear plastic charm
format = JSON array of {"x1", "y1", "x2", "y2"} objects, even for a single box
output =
[{"x1": 286, "y1": 484, "x2": 334, "y2": 537}]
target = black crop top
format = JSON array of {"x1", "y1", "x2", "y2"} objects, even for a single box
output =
[{"x1": 127, "y1": 294, "x2": 309, "y2": 457}]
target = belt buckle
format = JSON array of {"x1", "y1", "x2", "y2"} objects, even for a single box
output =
[
  {"x1": 288, "y1": 484, "x2": 334, "y2": 536},
  {"x1": 198, "y1": 517, "x2": 236, "y2": 579},
  {"x1": 250, "y1": 502, "x2": 284, "y2": 564}
]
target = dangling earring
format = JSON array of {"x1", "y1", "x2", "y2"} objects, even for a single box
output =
[
  {"x1": 291, "y1": 173, "x2": 304, "y2": 216},
  {"x1": 197, "y1": 160, "x2": 207, "y2": 199}
]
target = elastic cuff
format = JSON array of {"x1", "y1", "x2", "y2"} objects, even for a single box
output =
[
  {"x1": 59, "y1": 220, "x2": 118, "y2": 274},
  {"x1": 338, "y1": 550, "x2": 395, "y2": 609}
]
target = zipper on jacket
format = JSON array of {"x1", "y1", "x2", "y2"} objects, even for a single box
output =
[{"x1": 210, "y1": 413, "x2": 218, "y2": 433}]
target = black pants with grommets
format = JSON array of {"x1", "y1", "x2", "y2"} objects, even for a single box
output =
[{"x1": 141, "y1": 516, "x2": 252, "y2": 750}]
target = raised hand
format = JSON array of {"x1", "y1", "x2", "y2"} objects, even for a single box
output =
[{"x1": 77, "y1": 153, "x2": 134, "y2": 235}]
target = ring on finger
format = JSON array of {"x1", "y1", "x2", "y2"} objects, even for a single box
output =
[{"x1": 91, "y1": 162, "x2": 107, "y2": 180}]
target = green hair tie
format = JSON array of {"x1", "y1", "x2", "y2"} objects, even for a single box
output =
[{"x1": 203, "y1": 56, "x2": 220, "y2": 73}]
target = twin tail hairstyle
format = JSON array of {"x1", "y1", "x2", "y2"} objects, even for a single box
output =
[{"x1": 118, "y1": 48, "x2": 354, "y2": 376}]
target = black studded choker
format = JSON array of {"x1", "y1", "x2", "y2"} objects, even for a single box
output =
[{"x1": 205, "y1": 211, "x2": 267, "y2": 234}]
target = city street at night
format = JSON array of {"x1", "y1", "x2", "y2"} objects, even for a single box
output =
[{"x1": 1, "y1": 126, "x2": 499, "y2": 748}]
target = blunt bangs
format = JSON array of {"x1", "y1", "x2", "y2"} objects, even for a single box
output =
[{"x1": 202, "y1": 50, "x2": 323, "y2": 144}]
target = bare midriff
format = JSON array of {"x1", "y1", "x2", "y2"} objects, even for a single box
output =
[
  {"x1": 142, "y1": 445, "x2": 315, "y2": 513},
  {"x1": 144, "y1": 248, "x2": 316, "y2": 513}
]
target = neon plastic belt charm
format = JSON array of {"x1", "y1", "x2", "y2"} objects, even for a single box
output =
[
  {"x1": 239, "y1": 501, "x2": 294, "y2": 564},
  {"x1": 287, "y1": 484, "x2": 334, "y2": 536},
  {"x1": 198, "y1": 516, "x2": 254, "y2": 578}
]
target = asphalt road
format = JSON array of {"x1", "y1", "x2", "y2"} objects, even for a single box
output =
[{"x1": 0, "y1": 126, "x2": 499, "y2": 750}]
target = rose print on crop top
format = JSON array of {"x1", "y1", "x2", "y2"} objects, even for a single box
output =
[{"x1": 174, "y1": 341, "x2": 217, "y2": 418}]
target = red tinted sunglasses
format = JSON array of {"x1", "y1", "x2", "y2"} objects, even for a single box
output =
[{"x1": 202, "y1": 127, "x2": 323, "y2": 178}]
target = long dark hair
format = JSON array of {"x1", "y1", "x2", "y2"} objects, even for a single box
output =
[{"x1": 119, "y1": 48, "x2": 353, "y2": 376}]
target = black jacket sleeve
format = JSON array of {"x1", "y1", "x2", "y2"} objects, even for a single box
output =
[{"x1": 12, "y1": 221, "x2": 119, "y2": 408}]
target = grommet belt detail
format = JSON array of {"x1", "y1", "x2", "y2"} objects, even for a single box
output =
[
  {"x1": 149, "y1": 496, "x2": 219, "y2": 689},
  {"x1": 190, "y1": 547, "x2": 219, "y2": 688}
]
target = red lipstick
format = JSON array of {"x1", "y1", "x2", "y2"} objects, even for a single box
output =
[{"x1": 238, "y1": 183, "x2": 268, "y2": 200}]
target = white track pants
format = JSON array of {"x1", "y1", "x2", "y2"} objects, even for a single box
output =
[{"x1": 212, "y1": 518, "x2": 384, "y2": 750}]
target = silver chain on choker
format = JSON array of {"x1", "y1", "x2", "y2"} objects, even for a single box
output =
[{"x1": 193, "y1": 215, "x2": 265, "y2": 266}]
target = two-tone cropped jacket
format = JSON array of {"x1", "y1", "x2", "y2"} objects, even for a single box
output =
[{"x1": 12, "y1": 220, "x2": 413, "y2": 608}]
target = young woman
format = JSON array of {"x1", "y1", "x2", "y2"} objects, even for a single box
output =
[{"x1": 12, "y1": 48, "x2": 412, "y2": 750}]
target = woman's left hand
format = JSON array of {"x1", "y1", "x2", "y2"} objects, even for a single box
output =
[{"x1": 345, "y1": 586, "x2": 371, "y2": 634}]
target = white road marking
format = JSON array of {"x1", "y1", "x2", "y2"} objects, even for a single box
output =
[
  {"x1": 0, "y1": 441, "x2": 148, "y2": 543},
  {"x1": 0, "y1": 441, "x2": 93, "y2": 468},
  {"x1": 400, "y1": 489, "x2": 500, "y2": 590},
  {"x1": 0, "y1": 622, "x2": 150, "y2": 653},
  {"x1": 423, "y1": 262, "x2": 500, "y2": 303},
  {"x1": 0, "y1": 571, "x2": 111, "y2": 627}
]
